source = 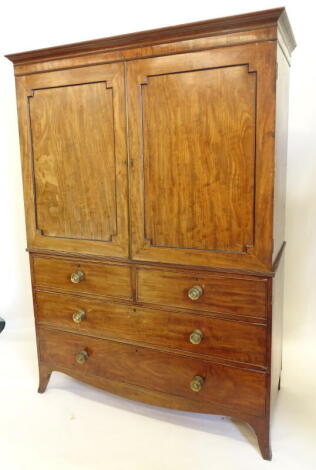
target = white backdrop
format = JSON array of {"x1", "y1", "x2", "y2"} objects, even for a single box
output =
[{"x1": 0, "y1": 1, "x2": 315, "y2": 468}]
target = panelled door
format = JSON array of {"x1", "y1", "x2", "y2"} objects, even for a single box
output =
[
  {"x1": 16, "y1": 62, "x2": 129, "y2": 258},
  {"x1": 127, "y1": 42, "x2": 276, "y2": 271}
]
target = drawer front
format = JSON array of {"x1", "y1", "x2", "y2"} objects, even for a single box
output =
[
  {"x1": 35, "y1": 292, "x2": 267, "y2": 366},
  {"x1": 38, "y1": 328, "x2": 266, "y2": 416},
  {"x1": 137, "y1": 268, "x2": 267, "y2": 318},
  {"x1": 32, "y1": 256, "x2": 132, "y2": 299}
]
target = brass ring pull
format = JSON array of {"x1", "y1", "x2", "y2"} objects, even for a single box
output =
[
  {"x1": 190, "y1": 376, "x2": 204, "y2": 392},
  {"x1": 75, "y1": 350, "x2": 89, "y2": 364},
  {"x1": 70, "y1": 270, "x2": 85, "y2": 284},
  {"x1": 188, "y1": 285, "x2": 203, "y2": 301},
  {"x1": 72, "y1": 309, "x2": 86, "y2": 324},
  {"x1": 189, "y1": 329, "x2": 203, "y2": 345}
]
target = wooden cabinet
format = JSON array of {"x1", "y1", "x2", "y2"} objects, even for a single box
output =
[{"x1": 6, "y1": 7, "x2": 296, "y2": 461}]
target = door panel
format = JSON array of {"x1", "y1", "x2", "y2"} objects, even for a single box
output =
[
  {"x1": 30, "y1": 82, "x2": 117, "y2": 241},
  {"x1": 16, "y1": 63, "x2": 128, "y2": 257},
  {"x1": 142, "y1": 66, "x2": 255, "y2": 252},
  {"x1": 127, "y1": 43, "x2": 276, "y2": 271}
]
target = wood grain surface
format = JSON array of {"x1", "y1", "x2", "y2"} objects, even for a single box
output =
[
  {"x1": 142, "y1": 65, "x2": 256, "y2": 253},
  {"x1": 136, "y1": 268, "x2": 267, "y2": 318},
  {"x1": 30, "y1": 82, "x2": 117, "y2": 242},
  {"x1": 32, "y1": 256, "x2": 132, "y2": 300},
  {"x1": 127, "y1": 42, "x2": 276, "y2": 271},
  {"x1": 38, "y1": 327, "x2": 267, "y2": 416},
  {"x1": 12, "y1": 27, "x2": 277, "y2": 76},
  {"x1": 15, "y1": 62, "x2": 129, "y2": 258},
  {"x1": 35, "y1": 291, "x2": 267, "y2": 366}
]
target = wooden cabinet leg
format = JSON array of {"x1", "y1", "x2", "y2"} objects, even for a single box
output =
[
  {"x1": 38, "y1": 364, "x2": 52, "y2": 394},
  {"x1": 248, "y1": 416, "x2": 272, "y2": 460}
]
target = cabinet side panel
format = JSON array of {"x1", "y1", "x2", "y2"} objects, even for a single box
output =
[
  {"x1": 273, "y1": 45, "x2": 290, "y2": 260},
  {"x1": 271, "y1": 253, "x2": 285, "y2": 411}
]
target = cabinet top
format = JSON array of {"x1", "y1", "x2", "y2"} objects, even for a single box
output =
[{"x1": 6, "y1": 7, "x2": 296, "y2": 65}]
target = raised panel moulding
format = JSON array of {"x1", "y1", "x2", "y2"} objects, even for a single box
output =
[
  {"x1": 27, "y1": 81, "x2": 118, "y2": 242},
  {"x1": 141, "y1": 64, "x2": 257, "y2": 253}
]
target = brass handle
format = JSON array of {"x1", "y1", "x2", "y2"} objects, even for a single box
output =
[
  {"x1": 75, "y1": 350, "x2": 89, "y2": 364},
  {"x1": 72, "y1": 309, "x2": 86, "y2": 324},
  {"x1": 188, "y1": 285, "x2": 203, "y2": 301},
  {"x1": 70, "y1": 270, "x2": 85, "y2": 284},
  {"x1": 190, "y1": 376, "x2": 204, "y2": 392},
  {"x1": 189, "y1": 329, "x2": 203, "y2": 345}
]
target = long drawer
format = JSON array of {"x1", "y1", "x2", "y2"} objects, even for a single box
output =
[
  {"x1": 32, "y1": 256, "x2": 132, "y2": 300},
  {"x1": 38, "y1": 327, "x2": 266, "y2": 416},
  {"x1": 137, "y1": 268, "x2": 267, "y2": 318},
  {"x1": 35, "y1": 292, "x2": 266, "y2": 366}
]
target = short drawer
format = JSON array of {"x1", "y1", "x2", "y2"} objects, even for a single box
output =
[
  {"x1": 38, "y1": 327, "x2": 266, "y2": 416},
  {"x1": 35, "y1": 292, "x2": 267, "y2": 366},
  {"x1": 137, "y1": 268, "x2": 267, "y2": 318},
  {"x1": 32, "y1": 256, "x2": 132, "y2": 299}
]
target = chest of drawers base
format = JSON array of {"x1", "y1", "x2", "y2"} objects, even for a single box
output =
[{"x1": 30, "y1": 250, "x2": 281, "y2": 461}]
